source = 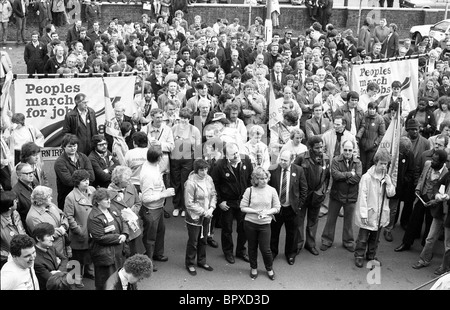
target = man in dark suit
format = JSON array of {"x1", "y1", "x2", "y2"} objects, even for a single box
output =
[
  {"x1": 146, "y1": 60, "x2": 165, "y2": 100},
  {"x1": 88, "y1": 134, "x2": 120, "y2": 189},
  {"x1": 343, "y1": 35, "x2": 357, "y2": 61},
  {"x1": 211, "y1": 142, "x2": 253, "y2": 264},
  {"x1": 382, "y1": 23, "x2": 399, "y2": 58},
  {"x1": 268, "y1": 150, "x2": 307, "y2": 265},
  {"x1": 62, "y1": 93, "x2": 98, "y2": 156},
  {"x1": 12, "y1": 163, "x2": 35, "y2": 228},
  {"x1": 268, "y1": 60, "x2": 287, "y2": 85},
  {"x1": 33, "y1": 222, "x2": 68, "y2": 290},
  {"x1": 104, "y1": 254, "x2": 153, "y2": 290},
  {"x1": 33, "y1": 0, "x2": 52, "y2": 37},
  {"x1": 12, "y1": 0, "x2": 28, "y2": 44}
]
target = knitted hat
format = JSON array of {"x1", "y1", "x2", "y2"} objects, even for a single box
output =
[{"x1": 405, "y1": 118, "x2": 420, "y2": 131}]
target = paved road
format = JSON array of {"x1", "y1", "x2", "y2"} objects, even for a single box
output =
[{"x1": 75, "y1": 198, "x2": 444, "y2": 291}]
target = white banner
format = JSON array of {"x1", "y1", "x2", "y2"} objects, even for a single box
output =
[
  {"x1": 14, "y1": 76, "x2": 136, "y2": 159},
  {"x1": 350, "y1": 58, "x2": 419, "y2": 113}
]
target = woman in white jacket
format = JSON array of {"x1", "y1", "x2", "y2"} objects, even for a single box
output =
[{"x1": 354, "y1": 148, "x2": 395, "y2": 268}]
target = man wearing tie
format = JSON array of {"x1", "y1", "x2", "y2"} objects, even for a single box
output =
[{"x1": 269, "y1": 150, "x2": 307, "y2": 265}]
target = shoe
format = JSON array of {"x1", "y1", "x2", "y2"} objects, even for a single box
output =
[
  {"x1": 207, "y1": 237, "x2": 218, "y2": 248},
  {"x1": 305, "y1": 246, "x2": 319, "y2": 256},
  {"x1": 343, "y1": 245, "x2": 355, "y2": 253},
  {"x1": 172, "y1": 209, "x2": 179, "y2": 217},
  {"x1": 320, "y1": 244, "x2": 330, "y2": 251},
  {"x1": 384, "y1": 230, "x2": 393, "y2": 242},
  {"x1": 355, "y1": 257, "x2": 364, "y2": 268},
  {"x1": 287, "y1": 257, "x2": 295, "y2": 265},
  {"x1": 236, "y1": 253, "x2": 250, "y2": 262},
  {"x1": 318, "y1": 211, "x2": 327, "y2": 218},
  {"x1": 338, "y1": 208, "x2": 344, "y2": 217},
  {"x1": 412, "y1": 261, "x2": 429, "y2": 269},
  {"x1": 267, "y1": 270, "x2": 275, "y2": 281},
  {"x1": 153, "y1": 265, "x2": 158, "y2": 272},
  {"x1": 197, "y1": 263, "x2": 214, "y2": 271},
  {"x1": 164, "y1": 210, "x2": 170, "y2": 218},
  {"x1": 153, "y1": 255, "x2": 168, "y2": 262},
  {"x1": 250, "y1": 269, "x2": 258, "y2": 279},
  {"x1": 75, "y1": 281, "x2": 85, "y2": 289},
  {"x1": 83, "y1": 273, "x2": 95, "y2": 280},
  {"x1": 225, "y1": 253, "x2": 235, "y2": 264},
  {"x1": 181, "y1": 210, "x2": 186, "y2": 217},
  {"x1": 394, "y1": 243, "x2": 411, "y2": 252},
  {"x1": 186, "y1": 265, "x2": 197, "y2": 276},
  {"x1": 434, "y1": 266, "x2": 449, "y2": 276}
]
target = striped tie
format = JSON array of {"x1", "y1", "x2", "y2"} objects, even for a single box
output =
[{"x1": 280, "y1": 169, "x2": 287, "y2": 205}]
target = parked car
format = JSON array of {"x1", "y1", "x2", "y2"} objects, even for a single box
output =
[
  {"x1": 401, "y1": 0, "x2": 449, "y2": 9},
  {"x1": 410, "y1": 19, "x2": 450, "y2": 44}
]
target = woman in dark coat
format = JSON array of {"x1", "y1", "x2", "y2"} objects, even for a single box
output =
[{"x1": 87, "y1": 188, "x2": 129, "y2": 290}]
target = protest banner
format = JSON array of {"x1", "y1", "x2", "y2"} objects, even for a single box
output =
[
  {"x1": 13, "y1": 76, "x2": 136, "y2": 160},
  {"x1": 350, "y1": 58, "x2": 419, "y2": 113}
]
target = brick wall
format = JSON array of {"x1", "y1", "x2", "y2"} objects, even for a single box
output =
[{"x1": 26, "y1": 4, "x2": 445, "y2": 39}]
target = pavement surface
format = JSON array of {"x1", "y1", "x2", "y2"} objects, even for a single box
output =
[{"x1": 72, "y1": 197, "x2": 444, "y2": 291}]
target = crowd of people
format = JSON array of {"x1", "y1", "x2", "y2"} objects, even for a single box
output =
[{"x1": 1, "y1": 1, "x2": 450, "y2": 290}]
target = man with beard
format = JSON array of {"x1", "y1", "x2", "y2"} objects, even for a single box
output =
[
  {"x1": 395, "y1": 150, "x2": 449, "y2": 253},
  {"x1": 88, "y1": 134, "x2": 120, "y2": 189},
  {"x1": 293, "y1": 135, "x2": 331, "y2": 256}
]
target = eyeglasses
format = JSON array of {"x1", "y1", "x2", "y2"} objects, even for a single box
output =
[
  {"x1": 21, "y1": 171, "x2": 34, "y2": 175},
  {"x1": 343, "y1": 149, "x2": 353, "y2": 152}
]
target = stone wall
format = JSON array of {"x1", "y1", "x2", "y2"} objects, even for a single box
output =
[{"x1": 26, "y1": 3, "x2": 446, "y2": 39}]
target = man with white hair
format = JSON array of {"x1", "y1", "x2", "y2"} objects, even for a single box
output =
[{"x1": 105, "y1": 101, "x2": 135, "y2": 152}]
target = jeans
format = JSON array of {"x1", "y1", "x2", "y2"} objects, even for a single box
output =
[
  {"x1": 355, "y1": 228, "x2": 380, "y2": 259},
  {"x1": 185, "y1": 223, "x2": 207, "y2": 267},
  {"x1": 321, "y1": 198, "x2": 355, "y2": 248},
  {"x1": 15, "y1": 16, "x2": 26, "y2": 42},
  {"x1": 1, "y1": 21, "x2": 8, "y2": 42},
  {"x1": 270, "y1": 206, "x2": 300, "y2": 258},
  {"x1": 221, "y1": 206, "x2": 247, "y2": 256},
  {"x1": 419, "y1": 218, "x2": 449, "y2": 264},
  {"x1": 244, "y1": 221, "x2": 273, "y2": 270},
  {"x1": 170, "y1": 158, "x2": 193, "y2": 211},
  {"x1": 139, "y1": 207, "x2": 165, "y2": 260},
  {"x1": 298, "y1": 197, "x2": 321, "y2": 249}
]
